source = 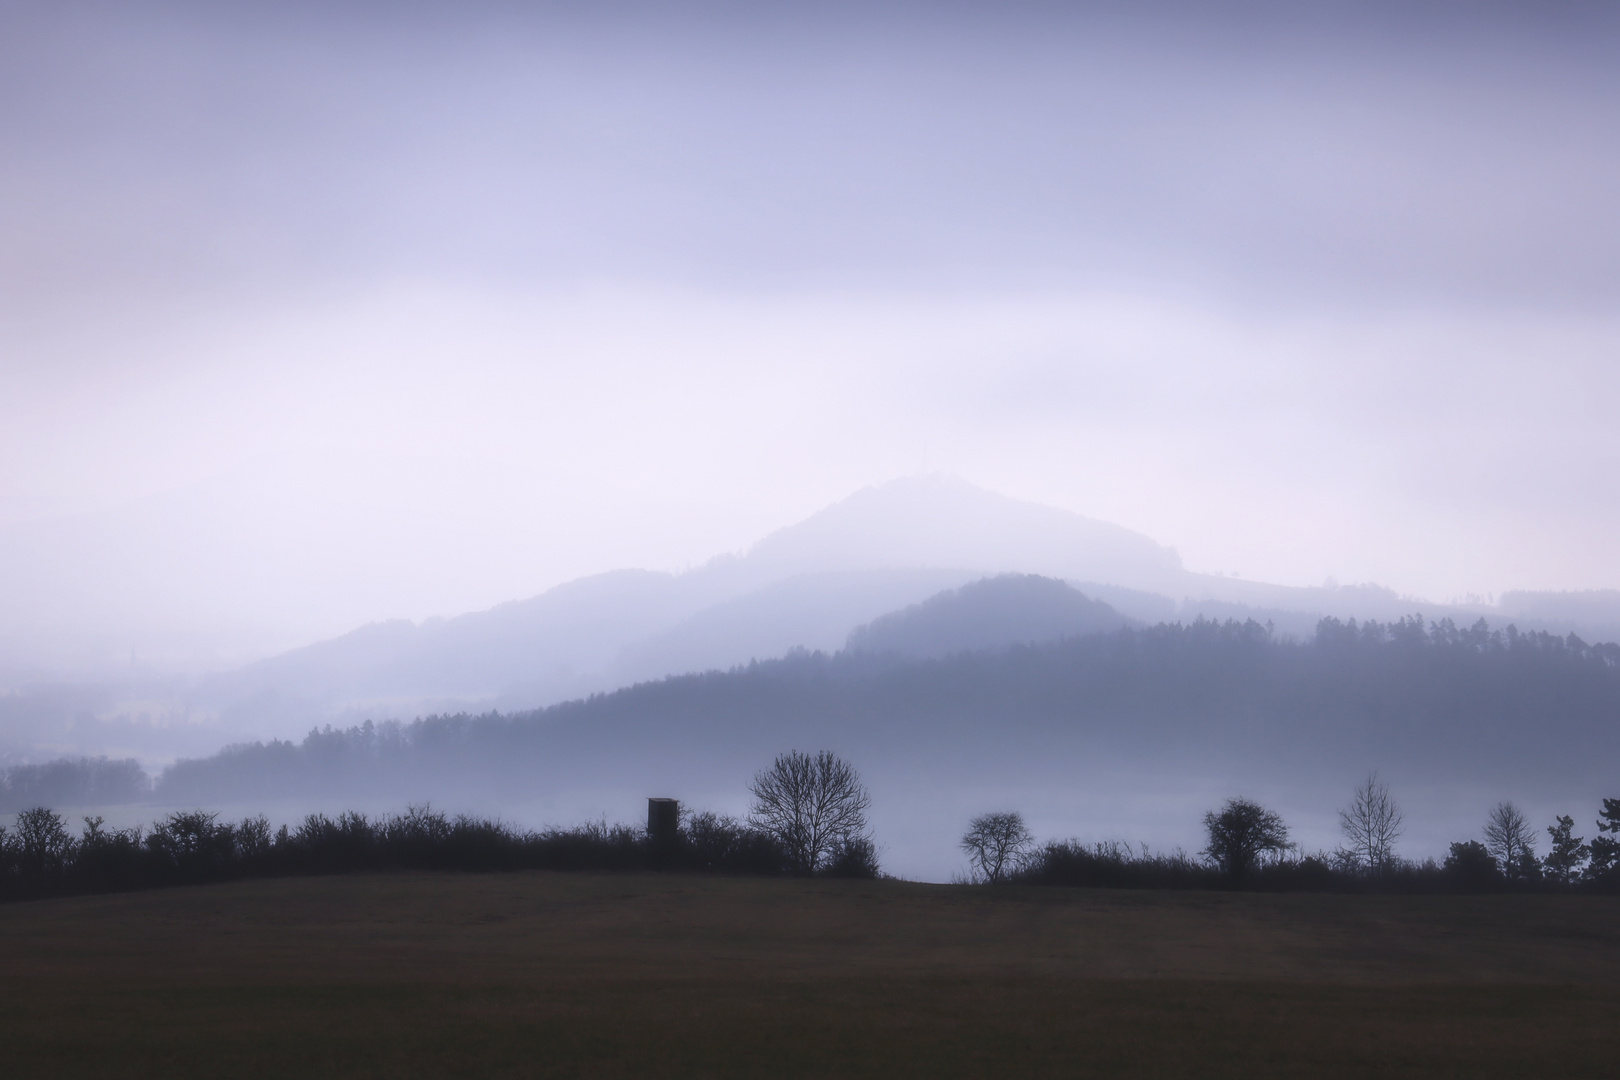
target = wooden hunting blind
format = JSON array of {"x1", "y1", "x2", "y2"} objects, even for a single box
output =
[{"x1": 647, "y1": 798, "x2": 679, "y2": 844}]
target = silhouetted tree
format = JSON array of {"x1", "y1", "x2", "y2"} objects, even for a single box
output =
[
  {"x1": 16, "y1": 807, "x2": 74, "y2": 880},
  {"x1": 1201, "y1": 798, "x2": 1289, "y2": 880},
  {"x1": 1542, "y1": 815, "x2": 1589, "y2": 885},
  {"x1": 960, "y1": 811, "x2": 1034, "y2": 884},
  {"x1": 748, "y1": 750, "x2": 872, "y2": 875},
  {"x1": 1586, "y1": 797, "x2": 1620, "y2": 885},
  {"x1": 1482, "y1": 802, "x2": 1538, "y2": 883},
  {"x1": 1444, "y1": 840, "x2": 1499, "y2": 891},
  {"x1": 235, "y1": 815, "x2": 275, "y2": 868},
  {"x1": 147, "y1": 810, "x2": 236, "y2": 878},
  {"x1": 1338, "y1": 772, "x2": 1403, "y2": 875}
]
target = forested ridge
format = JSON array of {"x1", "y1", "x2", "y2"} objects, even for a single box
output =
[{"x1": 8, "y1": 615, "x2": 1617, "y2": 809}]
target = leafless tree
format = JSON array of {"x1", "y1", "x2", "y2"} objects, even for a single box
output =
[
  {"x1": 1483, "y1": 801, "x2": 1537, "y2": 881},
  {"x1": 14, "y1": 806, "x2": 74, "y2": 877},
  {"x1": 1338, "y1": 772, "x2": 1404, "y2": 874},
  {"x1": 748, "y1": 750, "x2": 871, "y2": 875},
  {"x1": 961, "y1": 812, "x2": 1035, "y2": 883}
]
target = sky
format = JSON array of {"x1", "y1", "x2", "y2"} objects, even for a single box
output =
[{"x1": 2, "y1": 0, "x2": 1619, "y2": 670}]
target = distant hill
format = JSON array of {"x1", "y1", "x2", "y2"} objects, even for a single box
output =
[
  {"x1": 1498, "y1": 590, "x2": 1620, "y2": 647},
  {"x1": 729, "y1": 476, "x2": 1183, "y2": 590},
  {"x1": 156, "y1": 615, "x2": 1620, "y2": 823},
  {"x1": 846, "y1": 575, "x2": 1132, "y2": 659},
  {"x1": 8, "y1": 475, "x2": 1620, "y2": 763},
  {"x1": 191, "y1": 476, "x2": 1518, "y2": 738},
  {"x1": 25, "y1": 610, "x2": 1620, "y2": 881},
  {"x1": 183, "y1": 477, "x2": 1188, "y2": 737}
]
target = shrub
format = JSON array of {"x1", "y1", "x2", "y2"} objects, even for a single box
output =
[{"x1": 1444, "y1": 840, "x2": 1499, "y2": 891}]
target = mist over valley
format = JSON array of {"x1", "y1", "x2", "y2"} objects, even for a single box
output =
[
  {"x1": 6, "y1": 8, "x2": 1620, "y2": 1072},
  {"x1": 5, "y1": 477, "x2": 1616, "y2": 881}
]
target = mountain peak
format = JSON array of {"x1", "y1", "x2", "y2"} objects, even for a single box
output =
[{"x1": 734, "y1": 475, "x2": 1182, "y2": 592}]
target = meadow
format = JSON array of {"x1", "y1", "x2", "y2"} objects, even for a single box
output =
[{"x1": 2, "y1": 871, "x2": 1618, "y2": 1078}]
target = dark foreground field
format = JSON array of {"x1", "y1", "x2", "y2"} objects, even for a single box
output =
[{"x1": 3, "y1": 873, "x2": 1618, "y2": 1078}]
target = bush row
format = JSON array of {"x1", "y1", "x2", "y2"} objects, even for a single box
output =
[
  {"x1": 1012, "y1": 838, "x2": 1620, "y2": 893},
  {"x1": 0, "y1": 804, "x2": 849, "y2": 902},
  {"x1": 1004, "y1": 835, "x2": 1600, "y2": 893}
]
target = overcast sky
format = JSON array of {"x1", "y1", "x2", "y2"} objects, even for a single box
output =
[{"x1": 2, "y1": 1, "x2": 1618, "y2": 664}]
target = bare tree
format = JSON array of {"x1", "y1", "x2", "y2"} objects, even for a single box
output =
[
  {"x1": 15, "y1": 806, "x2": 74, "y2": 877},
  {"x1": 1483, "y1": 801, "x2": 1537, "y2": 882},
  {"x1": 1202, "y1": 797, "x2": 1289, "y2": 880},
  {"x1": 1338, "y1": 772, "x2": 1404, "y2": 874},
  {"x1": 748, "y1": 750, "x2": 871, "y2": 875},
  {"x1": 961, "y1": 812, "x2": 1034, "y2": 884}
]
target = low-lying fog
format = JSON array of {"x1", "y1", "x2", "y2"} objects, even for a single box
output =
[{"x1": 4, "y1": 4, "x2": 1619, "y2": 884}]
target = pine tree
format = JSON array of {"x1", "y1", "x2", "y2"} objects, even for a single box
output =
[
  {"x1": 1542, "y1": 815, "x2": 1589, "y2": 885},
  {"x1": 1587, "y1": 797, "x2": 1620, "y2": 884}
]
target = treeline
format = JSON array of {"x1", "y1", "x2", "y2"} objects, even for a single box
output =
[
  {"x1": 7, "y1": 746, "x2": 1619, "y2": 902},
  {"x1": 959, "y1": 783, "x2": 1620, "y2": 894},
  {"x1": 0, "y1": 803, "x2": 807, "y2": 902},
  {"x1": 1012, "y1": 836, "x2": 1620, "y2": 894},
  {"x1": 146, "y1": 613, "x2": 1620, "y2": 803},
  {"x1": 8, "y1": 613, "x2": 1619, "y2": 811},
  {"x1": 0, "y1": 756, "x2": 150, "y2": 812},
  {"x1": 0, "y1": 749, "x2": 884, "y2": 902}
]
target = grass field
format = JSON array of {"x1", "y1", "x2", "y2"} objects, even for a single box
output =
[{"x1": 3, "y1": 872, "x2": 1618, "y2": 1077}]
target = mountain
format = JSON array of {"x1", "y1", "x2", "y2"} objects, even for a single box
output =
[
  {"x1": 730, "y1": 476, "x2": 1183, "y2": 591},
  {"x1": 186, "y1": 477, "x2": 1186, "y2": 736},
  {"x1": 7, "y1": 474, "x2": 1620, "y2": 761},
  {"x1": 846, "y1": 575, "x2": 1132, "y2": 659}
]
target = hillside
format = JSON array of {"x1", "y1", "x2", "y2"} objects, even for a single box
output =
[
  {"x1": 165, "y1": 478, "x2": 1172, "y2": 727},
  {"x1": 133, "y1": 615, "x2": 1620, "y2": 878},
  {"x1": 180, "y1": 478, "x2": 1618, "y2": 739},
  {"x1": 846, "y1": 574, "x2": 1132, "y2": 657},
  {"x1": 180, "y1": 479, "x2": 1620, "y2": 737},
  {"x1": 165, "y1": 614, "x2": 1620, "y2": 795},
  {"x1": 8, "y1": 476, "x2": 1620, "y2": 767}
]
